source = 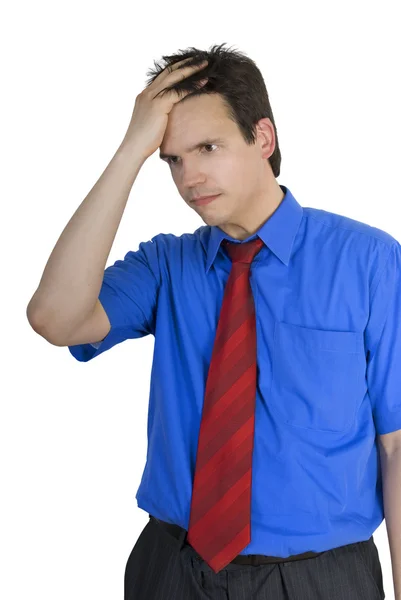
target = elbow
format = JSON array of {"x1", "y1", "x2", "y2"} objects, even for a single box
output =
[{"x1": 26, "y1": 306, "x2": 64, "y2": 347}]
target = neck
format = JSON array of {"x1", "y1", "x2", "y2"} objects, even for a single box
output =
[{"x1": 219, "y1": 180, "x2": 285, "y2": 241}]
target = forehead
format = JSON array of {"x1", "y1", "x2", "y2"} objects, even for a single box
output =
[{"x1": 159, "y1": 93, "x2": 233, "y2": 155}]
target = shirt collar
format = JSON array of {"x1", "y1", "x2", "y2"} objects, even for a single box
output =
[{"x1": 202, "y1": 184, "x2": 304, "y2": 274}]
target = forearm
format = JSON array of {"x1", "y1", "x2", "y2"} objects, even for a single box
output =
[
  {"x1": 380, "y1": 447, "x2": 401, "y2": 599},
  {"x1": 26, "y1": 140, "x2": 146, "y2": 343}
]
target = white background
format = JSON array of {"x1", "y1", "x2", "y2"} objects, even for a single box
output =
[{"x1": 2, "y1": 0, "x2": 400, "y2": 598}]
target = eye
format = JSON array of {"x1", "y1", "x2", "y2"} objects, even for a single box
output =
[
  {"x1": 203, "y1": 143, "x2": 217, "y2": 153},
  {"x1": 165, "y1": 144, "x2": 218, "y2": 166}
]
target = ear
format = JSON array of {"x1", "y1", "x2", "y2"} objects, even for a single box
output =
[{"x1": 255, "y1": 117, "x2": 276, "y2": 160}]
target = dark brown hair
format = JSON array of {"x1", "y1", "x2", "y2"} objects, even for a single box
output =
[{"x1": 145, "y1": 43, "x2": 281, "y2": 177}]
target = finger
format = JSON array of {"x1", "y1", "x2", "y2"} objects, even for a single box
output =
[
  {"x1": 166, "y1": 59, "x2": 208, "y2": 82},
  {"x1": 152, "y1": 59, "x2": 208, "y2": 97},
  {"x1": 161, "y1": 57, "x2": 194, "y2": 77}
]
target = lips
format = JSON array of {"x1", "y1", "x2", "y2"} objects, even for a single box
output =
[
  {"x1": 192, "y1": 194, "x2": 219, "y2": 202},
  {"x1": 192, "y1": 194, "x2": 220, "y2": 205}
]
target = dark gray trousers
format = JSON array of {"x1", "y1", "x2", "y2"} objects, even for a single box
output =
[{"x1": 124, "y1": 515, "x2": 385, "y2": 599}]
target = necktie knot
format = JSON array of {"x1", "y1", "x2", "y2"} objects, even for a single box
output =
[{"x1": 221, "y1": 237, "x2": 264, "y2": 265}]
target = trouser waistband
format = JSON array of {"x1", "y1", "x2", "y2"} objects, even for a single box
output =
[{"x1": 149, "y1": 515, "x2": 325, "y2": 565}]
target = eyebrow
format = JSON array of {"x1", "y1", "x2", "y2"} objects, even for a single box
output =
[{"x1": 159, "y1": 137, "x2": 225, "y2": 160}]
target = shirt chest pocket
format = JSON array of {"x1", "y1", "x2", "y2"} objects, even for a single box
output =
[{"x1": 269, "y1": 321, "x2": 366, "y2": 433}]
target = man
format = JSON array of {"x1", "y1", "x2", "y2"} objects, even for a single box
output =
[{"x1": 27, "y1": 43, "x2": 401, "y2": 599}]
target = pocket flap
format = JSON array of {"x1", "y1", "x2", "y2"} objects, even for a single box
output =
[{"x1": 275, "y1": 321, "x2": 364, "y2": 354}]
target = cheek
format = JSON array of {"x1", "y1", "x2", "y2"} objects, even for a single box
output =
[
  {"x1": 218, "y1": 158, "x2": 243, "y2": 182},
  {"x1": 224, "y1": 159, "x2": 248, "y2": 187}
]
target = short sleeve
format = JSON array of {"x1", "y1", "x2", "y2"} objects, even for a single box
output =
[
  {"x1": 68, "y1": 235, "x2": 161, "y2": 362},
  {"x1": 365, "y1": 241, "x2": 401, "y2": 435}
]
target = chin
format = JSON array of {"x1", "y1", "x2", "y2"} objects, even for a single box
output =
[{"x1": 202, "y1": 214, "x2": 225, "y2": 226}]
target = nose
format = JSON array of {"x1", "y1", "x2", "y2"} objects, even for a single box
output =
[{"x1": 179, "y1": 161, "x2": 208, "y2": 189}]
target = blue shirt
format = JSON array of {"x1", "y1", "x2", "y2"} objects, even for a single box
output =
[{"x1": 68, "y1": 184, "x2": 401, "y2": 558}]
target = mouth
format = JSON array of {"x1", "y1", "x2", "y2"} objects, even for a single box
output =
[{"x1": 192, "y1": 194, "x2": 221, "y2": 206}]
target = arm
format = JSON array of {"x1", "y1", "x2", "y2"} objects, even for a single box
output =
[
  {"x1": 26, "y1": 57, "x2": 209, "y2": 345},
  {"x1": 26, "y1": 140, "x2": 146, "y2": 345},
  {"x1": 364, "y1": 240, "x2": 401, "y2": 599},
  {"x1": 379, "y1": 446, "x2": 401, "y2": 599}
]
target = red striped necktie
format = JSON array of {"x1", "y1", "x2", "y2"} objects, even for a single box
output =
[{"x1": 186, "y1": 236, "x2": 265, "y2": 574}]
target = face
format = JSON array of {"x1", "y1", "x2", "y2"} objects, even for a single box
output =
[{"x1": 159, "y1": 93, "x2": 279, "y2": 240}]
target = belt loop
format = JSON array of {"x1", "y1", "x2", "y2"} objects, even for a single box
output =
[{"x1": 177, "y1": 526, "x2": 189, "y2": 550}]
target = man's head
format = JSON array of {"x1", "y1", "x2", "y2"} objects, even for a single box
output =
[{"x1": 145, "y1": 43, "x2": 283, "y2": 240}]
